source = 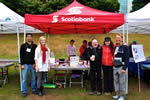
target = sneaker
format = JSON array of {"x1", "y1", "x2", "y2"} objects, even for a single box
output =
[
  {"x1": 32, "y1": 91, "x2": 37, "y2": 95},
  {"x1": 89, "y1": 91, "x2": 94, "y2": 95},
  {"x1": 22, "y1": 93, "x2": 27, "y2": 97},
  {"x1": 118, "y1": 96, "x2": 125, "y2": 100},
  {"x1": 97, "y1": 92, "x2": 102, "y2": 96},
  {"x1": 105, "y1": 92, "x2": 111, "y2": 95},
  {"x1": 112, "y1": 95, "x2": 120, "y2": 99},
  {"x1": 38, "y1": 90, "x2": 43, "y2": 96}
]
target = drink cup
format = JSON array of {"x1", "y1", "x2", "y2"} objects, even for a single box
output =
[{"x1": 91, "y1": 55, "x2": 95, "y2": 61}]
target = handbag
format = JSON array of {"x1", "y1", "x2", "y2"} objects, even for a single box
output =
[
  {"x1": 113, "y1": 58, "x2": 122, "y2": 66},
  {"x1": 114, "y1": 47, "x2": 122, "y2": 66}
]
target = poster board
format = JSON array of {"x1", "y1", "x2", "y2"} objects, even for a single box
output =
[
  {"x1": 70, "y1": 56, "x2": 79, "y2": 67},
  {"x1": 132, "y1": 45, "x2": 146, "y2": 63}
]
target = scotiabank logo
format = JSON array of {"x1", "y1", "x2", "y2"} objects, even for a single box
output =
[
  {"x1": 66, "y1": 7, "x2": 83, "y2": 15},
  {"x1": 52, "y1": 15, "x2": 59, "y2": 23},
  {"x1": 52, "y1": 7, "x2": 95, "y2": 23}
]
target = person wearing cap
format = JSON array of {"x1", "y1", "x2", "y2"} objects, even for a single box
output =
[
  {"x1": 102, "y1": 37, "x2": 115, "y2": 95},
  {"x1": 87, "y1": 39, "x2": 102, "y2": 96},
  {"x1": 113, "y1": 34, "x2": 129, "y2": 100},
  {"x1": 67, "y1": 39, "x2": 76, "y2": 58}
]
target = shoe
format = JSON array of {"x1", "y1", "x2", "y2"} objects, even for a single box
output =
[
  {"x1": 89, "y1": 91, "x2": 94, "y2": 95},
  {"x1": 32, "y1": 91, "x2": 37, "y2": 95},
  {"x1": 97, "y1": 92, "x2": 102, "y2": 96},
  {"x1": 105, "y1": 92, "x2": 111, "y2": 95},
  {"x1": 112, "y1": 95, "x2": 120, "y2": 99},
  {"x1": 38, "y1": 90, "x2": 43, "y2": 96},
  {"x1": 118, "y1": 96, "x2": 125, "y2": 100},
  {"x1": 22, "y1": 93, "x2": 27, "y2": 97},
  {"x1": 41, "y1": 87, "x2": 44, "y2": 96}
]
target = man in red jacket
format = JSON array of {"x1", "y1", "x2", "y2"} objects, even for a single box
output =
[{"x1": 79, "y1": 40, "x2": 87, "y2": 59}]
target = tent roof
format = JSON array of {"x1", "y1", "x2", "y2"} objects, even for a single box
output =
[
  {"x1": 25, "y1": 0, "x2": 124, "y2": 34},
  {"x1": 127, "y1": 3, "x2": 150, "y2": 22},
  {"x1": 0, "y1": 2, "x2": 23, "y2": 24},
  {"x1": 0, "y1": 2, "x2": 42, "y2": 34},
  {"x1": 112, "y1": 3, "x2": 150, "y2": 34}
]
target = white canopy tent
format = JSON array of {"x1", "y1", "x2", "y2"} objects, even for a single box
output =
[
  {"x1": 112, "y1": 3, "x2": 150, "y2": 34},
  {"x1": 0, "y1": 2, "x2": 42, "y2": 91},
  {"x1": 0, "y1": 2, "x2": 42, "y2": 34}
]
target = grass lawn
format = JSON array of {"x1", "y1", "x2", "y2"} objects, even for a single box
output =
[{"x1": 0, "y1": 33, "x2": 150, "y2": 100}]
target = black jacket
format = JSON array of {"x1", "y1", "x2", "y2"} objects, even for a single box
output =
[
  {"x1": 114, "y1": 45, "x2": 129, "y2": 70},
  {"x1": 20, "y1": 42, "x2": 37, "y2": 65},
  {"x1": 87, "y1": 45, "x2": 102, "y2": 70}
]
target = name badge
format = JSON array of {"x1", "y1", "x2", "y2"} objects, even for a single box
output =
[{"x1": 26, "y1": 48, "x2": 31, "y2": 52}]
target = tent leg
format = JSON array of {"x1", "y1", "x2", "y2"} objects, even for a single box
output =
[
  {"x1": 48, "y1": 34, "x2": 50, "y2": 47},
  {"x1": 125, "y1": 68, "x2": 128, "y2": 95},
  {"x1": 138, "y1": 63, "x2": 141, "y2": 92},
  {"x1": 17, "y1": 24, "x2": 22, "y2": 92},
  {"x1": 24, "y1": 24, "x2": 26, "y2": 43}
]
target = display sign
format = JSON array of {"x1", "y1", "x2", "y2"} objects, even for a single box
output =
[
  {"x1": 132, "y1": 45, "x2": 145, "y2": 63},
  {"x1": 70, "y1": 56, "x2": 79, "y2": 67}
]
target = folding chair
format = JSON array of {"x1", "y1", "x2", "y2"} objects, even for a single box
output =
[
  {"x1": 69, "y1": 70, "x2": 84, "y2": 88},
  {"x1": 53, "y1": 70, "x2": 67, "y2": 88}
]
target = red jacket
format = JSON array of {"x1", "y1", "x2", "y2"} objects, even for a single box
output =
[
  {"x1": 102, "y1": 45, "x2": 115, "y2": 66},
  {"x1": 79, "y1": 45, "x2": 86, "y2": 57}
]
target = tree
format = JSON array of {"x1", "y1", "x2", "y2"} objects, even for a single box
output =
[
  {"x1": 132, "y1": 0, "x2": 150, "y2": 12},
  {"x1": 0, "y1": 0, "x2": 120, "y2": 16}
]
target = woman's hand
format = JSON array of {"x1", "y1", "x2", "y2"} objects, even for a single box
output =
[
  {"x1": 48, "y1": 66, "x2": 50, "y2": 71},
  {"x1": 36, "y1": 66, "x2": 39, "y2": 72}
]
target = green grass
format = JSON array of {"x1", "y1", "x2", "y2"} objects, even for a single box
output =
[{"x1": 0, "y1": 33, "x2": 150, "y2": 100}]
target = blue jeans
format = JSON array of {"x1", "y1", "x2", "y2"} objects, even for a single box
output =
[{"x1": 22, "y1": 64, "x2": 36, "y2": 93}]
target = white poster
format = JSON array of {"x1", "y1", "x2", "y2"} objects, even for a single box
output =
[
  {"x1": 132, "y1": 45, "x2": 146, "y2": 63},
  {"x1": 70, "y1": 56, "x2": 79, "y2": 67}
]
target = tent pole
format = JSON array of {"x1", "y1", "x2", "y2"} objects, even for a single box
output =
[
  {"x1": 24, "y1": 24, "x2": 26, "y2": 43},
  {"x1": 48, "y1": 28, "x2": 50, "y2": 47},
  {"x1": 48, "y1": 34, "x2": 50, "y2": 47},
  {"x1": 123, "y1": 24, "x2": 125, "y2": 43},
  {"x1": 126, "y1": 22, "x2": 129, "y2": 44},
  {"x1": 17, "y1": 24, "x2": 22, "y2": 92},
  {"x1": 138, "y1": 63, "x2": 141, "y2": 92}
]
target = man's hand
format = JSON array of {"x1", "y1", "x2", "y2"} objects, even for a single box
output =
[
  {"x1": 122, "y1": 69, "x2": 126, "y2": 74},
  {"x1": 21, "y1": 65, "x2": 24, "y2": 70},
  {"x1": 32, "y1": 64, "x2": 36, "y2": 69},
  {"x1": 90, "y1": 56, "x2": 95, "y2": 61}
]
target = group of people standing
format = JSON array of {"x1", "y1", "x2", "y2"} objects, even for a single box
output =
[
  {"x1": 20, "y1": 33, "x2": 129, "y2": 100},
  {"x1": 67, "y1": 34, "x2": 129, "y2": 100},
  {"x1": 20, "y1": 33, "x2": 50, "y2": 97}
]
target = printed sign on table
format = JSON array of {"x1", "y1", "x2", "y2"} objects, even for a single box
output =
[
  {"x1": 132, "y1": 45, "x2": 145, "y2": 63},
  {"x1": 70, "y1": 56, "x2": 79, "y2": 67}
]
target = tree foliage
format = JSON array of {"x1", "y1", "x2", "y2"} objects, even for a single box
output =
[
  {"x1": 132, "y1": 0, "x2": 150, "y2": 12},
  {"x1": 0, "y1": 0, "x2": 120, "y2": 16}
]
